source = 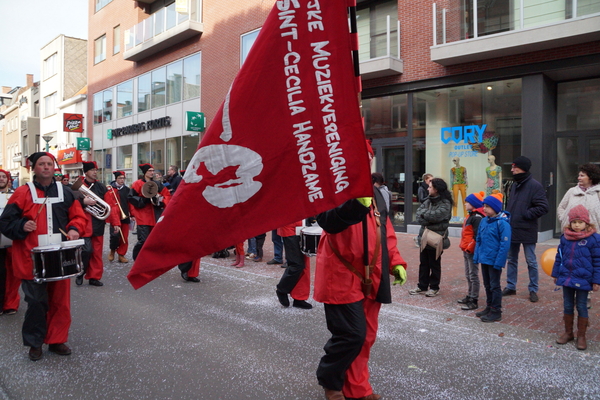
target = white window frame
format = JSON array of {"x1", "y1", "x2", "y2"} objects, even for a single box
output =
[
  {"x1": 95, "y1": 34, "x2": 107, "y2": 64},
  {"x1": 43, "y1": 53, "x2": 57, "y2": 80}
]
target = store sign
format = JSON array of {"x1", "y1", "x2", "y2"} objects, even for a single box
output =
[
  {"x1": 57, "y1": 148, "x2": 83, "y2": 165},
  {"x1": 440, "y1": 124, "x2": 487, "y2": 145},
  {"x1": 108, "y1": 116, "x2": 172, "y2": 139},
  {"x1": 77, "y1": 137, "x2": 91, "y2": 151},
  {"x1": 64, "y1": 113, "x2": 84, "y2": 133},
  {"x1": 186, "y1": 111, "x2": 205, "y2": 132}
]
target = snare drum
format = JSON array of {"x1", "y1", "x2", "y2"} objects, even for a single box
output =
[
  {"x1": 32, "y1": 239, "x2": 85, "y2": 283},
  {"x1": 301, "y1": 226, "x2": 323, "y2": 257}
]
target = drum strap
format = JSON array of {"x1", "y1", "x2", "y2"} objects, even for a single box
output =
[
  {"x1": 27, "y1": 182, "x2": 64, "y2": 246},
  {"x1": 327, "y1": 204, "x2": 381, "y2": 296}
]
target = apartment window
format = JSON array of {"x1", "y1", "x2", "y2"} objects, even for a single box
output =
[
  {"x1": 151, "y1": 67, "x2": 166, "y2": 108},
  {"x1": 357, "y1": 0, "x2": 398, "y2": 61},
  {"x1": 95, "y1": 0, "x2": 113, "y2": 12},
  {"x1": 43, "y1": 53, "x2": 57, "y2": 80},
  {"x1": 166, "y1": 61, "x2": 182, "y2": 104},
  {"x1": 44, "y1": 93, "x2": 57, "y2": 118},
  {"x1": 94, "y1": 35, "x2": 107, "y2": 64},
  {"x1": 103, "y1": 89, "x2": 113, "y2": 122},
  {"x1": 113, "y1": 25, "x2": 121, "y2": 54},
  {"x1": 138, "y1": 73, "x2": 151, "y2": 112},
  {"x1": 241, "y1": 29, "x2": 260, "y2": 65},
  {"x1": 93, "y1": 92, "x2": 103, "y2": 124},
  {"x1": 117, "y1": 80, "x2": 133, "y2": 118},
  {"x1": 183, "y1": 53, "x2": 200, "y2": 99}
]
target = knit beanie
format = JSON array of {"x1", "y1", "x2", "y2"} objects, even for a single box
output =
[
  {"x1": 83, "y1": 161, "x2": 98, "y2": 173},
  {"x1": 139, "y1": 164, "x2": 153, "y2": 175},
  {"x1": 568, "y1": 205, "x2": 590, "y2": 224},
  {"x1": 27, "y1": 152, "x2": 56, "y2": 170},
  {"x1": 465, "y1": 191, "x2": 485, "y2": 208},
  {"x1": 63, "y1": 173, "x2": 70, "y2": 180},
  {"x1": 483, "y1": 193, "x2": 504, "y2": 214},
  {"x1": 512, "y1": 156, "x2": 531, "y2": 172},
  {"x1": 0, "y1": 169, "x2": 11, "y2": 182},
  {"x1": 113, "y1": 170, "x2": 125, "y2": 179}
]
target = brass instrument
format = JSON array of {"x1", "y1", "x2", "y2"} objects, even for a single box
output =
[
  {"x1": 141, "y1": 181, "x2": 161, "y2": 206},
  {"x1": 107, "y1": 185, "x2": 127, "y2": 220},
  {"x1": 71, "y1": 178, "x2": 112, "y2": 220}
]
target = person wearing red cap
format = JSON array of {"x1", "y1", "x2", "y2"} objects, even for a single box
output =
[
  {"x1": 315, "y1": 140, "x2": 408, "y2": 400},
  {"x1": 108, "y1": 171, "x2": 132, "y2": 264},
  {"x1": 0, "y1": 152, "x2": 87, "y2": 360},
  {"x1": 61, "y1": 173, "x2": 72, "y2": 188},
  {"x1": 0, "y1": 169, "x2": 19, "y2": 316},
  {"x1": 128, "y1": 164, "x2": 171, "y2": 260},
  {"x1": 552, "y1": 205, "x2": 600, "y2": 350},
  {"x1": 75, "y1": 161, "x2": 121, "y2": 287}
]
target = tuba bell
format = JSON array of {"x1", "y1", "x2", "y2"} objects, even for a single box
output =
[
  {"x1": 71, "y1": 177, "x2": 112, "y2": 220},
  {"x1": 141, "y1": 181, "x2": 161, "y2": 206}
]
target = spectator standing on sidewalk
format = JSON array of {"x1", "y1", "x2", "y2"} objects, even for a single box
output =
[
  {"x1": 266, "y1": 229, "x2": 284, "y2": 265},
  {"x1": 503, "y1": 156, "x2": 549, "y2": 302}
]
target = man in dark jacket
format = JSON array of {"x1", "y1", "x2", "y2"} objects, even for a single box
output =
[
  {"x1": 503, "y1": 156, "x2": 549, "y2": 302},
  {"x1": 166, "y1": 165, "x2": 182, "y2": 195}
]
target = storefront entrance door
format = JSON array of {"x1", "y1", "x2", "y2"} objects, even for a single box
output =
[{"x1": 382, "y1": 146, "x2": 408, "y2": 230}]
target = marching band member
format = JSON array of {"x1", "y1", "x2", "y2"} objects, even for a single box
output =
[
  {"x1": 0, "y1": 169, "x2": 19, "y2": 315},
  {"x1": 108, "y1": 170, "x2": 131, "y2": 263},
  {"x1": 275, "y1": 221, "x2": 312, "y2": 309},
  {"x1": 75, "y1": 161, "x2": 121, "y2": 287},
  {"x1": 128, "y1": 164, "x2": 171, "y2": 261},
  {"x1": 0, "y1": 152, "x2": 86, "y2": 361}
]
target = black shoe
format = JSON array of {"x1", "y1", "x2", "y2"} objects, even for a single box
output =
[
  {"x1": 181, "y1": 272, "x2": 200, "y2": 282},
  {"x1": 457, "y1": 296, "x2": 470, "y2": 304},
  {"x1": 481, "y1": 311, "x2": 502, "y2": 323},
  {"x1": 276, "y1": 289, "x2": 290, "y2": 307},
  {"x1": 48, "y1": 343, "x2": 71, "y2": 356},
  {"x1": 280, "y1": 263, "x2": 288, "y2": 268},
  {"x1": 29, "y1": 346, "x2": 43, "y2": 361},
  {"x1": 266, "y1": 259, "x2": 283, "y2": 265},
  {"x1": 461, "y1": 301, "x2": 479, "y2": 310},
  {"x1": 75, "y1": 274, "x2": 83, "y2": 286},
  {"x1": 529, "y1": 291, "x2": 539, "y2": 302},
  {"x1": 89, "y1": 279, "x2": 104, "y2": 287},
  {"x1": 4, "y1": 309, "x2": 17, "y2": 315},
  {"x1": 475, "y1": 307, "x2": 491, "y2": 317},
  {"x1": 502, "y1": 288, "x2": 516, "y2": 296},
  {"x1": 292, "y1": 299, "x2": 313, "y2": 309}
]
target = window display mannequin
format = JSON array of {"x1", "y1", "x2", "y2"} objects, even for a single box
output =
[
  {"x1": 485, "y1": 155, "x2": 503, "y2": 196},
  {"x1": 450, "y1": 157, "x2": 467, "y2": 218}
]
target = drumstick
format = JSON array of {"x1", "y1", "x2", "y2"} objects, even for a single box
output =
[
  {"x1": 35, "y1": 197, "x2": 48, "y2": 221},
  {"x1": 59, "y1": 228, "x2": 69, "y2": 238}
]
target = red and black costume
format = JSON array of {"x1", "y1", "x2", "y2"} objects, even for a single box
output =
[
  {"x1": 108, "y1": 171, "x2": 132, "y2": 259},
  {"x1": 314, "y1": 188, "x2": 406, "y2": 399},
  {"x1": 0, "y1": 169, "x2": 19, "y2": 314},
  {"x1": 0, "y1": 176, "x2": 86, "y2": 349},
  {"x1": 276, "y1": 221, "x2": 311, "y2": 302},
  {"x1": 128, "y1": 164, "x2": 171, "y2": 260}
]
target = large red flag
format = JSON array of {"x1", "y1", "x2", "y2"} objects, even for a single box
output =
[{"x1": 128, "y1": 0, "x2": 372, "y2": 289}]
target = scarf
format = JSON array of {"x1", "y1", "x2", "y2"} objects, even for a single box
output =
[
  {"x1": 564, "y1": 226, "x2": 596, "y2": 241},
  {"x1": 513, "y1": 172, "x2": 530, "y2": 184},
  {"x1": 578, "y1": 185, "x2": 590, "y2": 192}
]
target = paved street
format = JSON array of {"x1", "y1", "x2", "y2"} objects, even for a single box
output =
[{"x1": 0, "y1": 231, "x2": 598, "y2": 400}]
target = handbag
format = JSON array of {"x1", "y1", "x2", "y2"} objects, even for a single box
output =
[{"x1": 420, "y1": 228, "x2": 448, "y2": 260}]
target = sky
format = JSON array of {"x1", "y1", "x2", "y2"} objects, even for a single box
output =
[{"x1": 0, "y1": 0, "x2": 88, "y2": 89}]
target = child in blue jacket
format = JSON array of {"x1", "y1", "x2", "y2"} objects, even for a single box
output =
[
  {"x1": 552, "y1": 205, "x2": 600, "y2": 351},
  {"x1": 473, "y1": 193, "x2": 511, "y2": 323}
]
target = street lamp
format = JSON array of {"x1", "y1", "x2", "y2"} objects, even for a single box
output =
[{"x1": 41, "y1": 134, "x2": 53, "y2": 152}]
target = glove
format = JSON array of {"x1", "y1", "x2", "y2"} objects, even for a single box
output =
[
  {"x1": 392, "y1": 265, "x2": 407, "y2": 286},
  {"x1": 356, "y1": 197, "x2": 372, "y2": 208}
]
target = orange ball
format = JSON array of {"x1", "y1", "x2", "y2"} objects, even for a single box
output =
[{"x1": 540, "y1": 248, "x2": 558, "y2": 277}]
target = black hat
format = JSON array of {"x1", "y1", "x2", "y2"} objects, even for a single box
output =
[
  {"x1": 83, "y1": 161, "x2": 98, "y2": 173},
  {"x1": 113, "y1": 170, "x2": 125, "y2": 179},
  {"x1": 139, "y1": 164, "x2": 153, "y2": 175},
  {"x1": 512, "y1": 156, "x2": 531, "y2": 172},
  {"x1": 27, "y1": 152, "x2": 56, "y2": 170}
]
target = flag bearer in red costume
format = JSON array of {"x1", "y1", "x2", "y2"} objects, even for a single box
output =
[
  {"x1": 128, "y1": 164, "x2": 171, "y2": 261},
  {"x1": 0, "y1": 169, "x2": 20, "y2": 315},
  {"x1": 76, "y1": 161, "x2": 121, "y2": 287},
  {"x1": 314, "y1": 143, "x2": 408, "y2": 400},
  {"x1": 0, "y1": 152, "x2": 86, "y2": 361}
]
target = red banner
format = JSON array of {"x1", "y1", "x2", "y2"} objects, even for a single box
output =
[
  {"x1": 127, "y1": 0, "x2": 371, "y2": 289},
  {"x1": 63, "y1": 113, "x2": 84, "y2": 132},
  {"x1": 57, "y1": 148, "x2": 83, "y2": 165}
]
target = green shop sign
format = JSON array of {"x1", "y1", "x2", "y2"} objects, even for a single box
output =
[{"x1": 186, "y1": 112, "x2": 205, "y2": 132}]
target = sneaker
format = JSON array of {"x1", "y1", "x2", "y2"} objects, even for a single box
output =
[
  {"x1": 408, "y1": 287, "x2": 425, "y2": 295},
  {"x1": 461, "y1": 301, "x2": 478, "y2": 310},
  {"x1": 481, "y1": 311, "x2": 502, "y2": 323},
  {"x1": 425, "y1": 289, "x2": 439, "y2": 297},
  {"x1": 245, "y1": 253, "x2": 255, "y2": 260},
  {"x1": 266, "y1": 259, "x2": 283, "y2": 265},
  {"x1": 502, "y1": 288, "x2": 516, "y2": 296},
  {"x1": 529, "y1": 291, "x2": 539, "y2": 303},
  {"x1": 252, "y1": 257, "x2": 262, "y2": 262},
  {"x1": 475, "y1": 307, "x2": 491, "y2": 317},
  {"x1": 457, "y1": 296, "x2": 470, "y2": 304}
]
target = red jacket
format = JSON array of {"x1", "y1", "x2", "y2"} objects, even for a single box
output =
[
  {"x1": 314, "y1": 198, "x2": 406, "y2": 305},
  {"x1": 0, "y1": 182, "x2": 87, "y2": 280},
  {"x1": 459, "y1": 208, "x2": 484, "y2": 254},
  {"x1": 277, "y1": 221, "x2": 302, "y2": 237},
  {"x1": 128, "y1": 179, "x2": 171, "y2": 226}
]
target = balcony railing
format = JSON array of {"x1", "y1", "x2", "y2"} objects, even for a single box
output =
[
  {"x1": 124, "y1": 0, "x2": 203, "y2": 62},
  {"x1": 433, "y1": 0, "x2": 600, "y2": 46},
  {"x1": 359, "y1": 15, "x2": 403, "y2": 80}
]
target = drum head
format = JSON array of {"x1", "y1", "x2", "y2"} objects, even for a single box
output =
[
  {"x1": 32, "y1": 244, "x2": 61, "y2": 252},
  {"x1": 302, "y1": 226, "x2": 323, "y2": 236},
  {"x1": 61, "y1": 239, "x2": 85, "y2": 249}
]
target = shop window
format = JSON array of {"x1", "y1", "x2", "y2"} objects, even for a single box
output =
[
  {"x1": 363, "y1": 94, "x2": 408, "y2": 139},
  {"x1": 117, "y1": 80, "x2": 133, "y2": 118},
  {"x1": 138, "y1": 73, "x2": 151, "y2": 112},
  {"x1": 94, "y1": 34, "x2": 107, "y2": 64},
  {"x1": 151, "y1": 139, "x2": 165, "y2": 174},
  {"x1": 138, "y1": 142, "x2": 151, "y2": 167},
  {"x1": 182, "y1": 135, "x2": 200, "y2": 170},
  {"x1": 151, "y1": 67, "x2": 166, "y2": 108},
  {"x1": 557, "y1": 78, "x2": 600, "y2": 131},
  {"x1": 241, "y1": 29, "x2": 260, "y2": 65},
  {"x1": 167, "y1": 61, "x2": 182, "y2": 105},
  {"x1": 117, "y1": 145, "x2": 133, "y2": 170},
  {"x1": 183, "y1": 53, "x2": 200, "y2": 99},
  {"x1": 166, "y1": 137, "x2": 182, "y2": 170}
]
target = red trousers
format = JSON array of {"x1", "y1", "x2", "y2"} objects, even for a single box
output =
[
  {"x1": 3, "y1": 250, "x2": 20, "y2": 310},
  {"x1": 290, "y1": 256, "x2": 311, "y2": 301},
  {"x1": 234, "y1": 243, "x2": 245, "y2": 257},
  {"x1": 189, "y1": 259, "x2": 201, "y2": 278},
  {"x1": 85, "y1": 236, "x2": 104, "y2": 280},
  {"x1": 115, "y1": 223, "x2": 129, "y2": 256},
  {"x1": 45, "y1": 279, "x2": 72, "y2": 344},
  {"x1": 343, "y1": 298, "x2": 381, "y2": 399}
]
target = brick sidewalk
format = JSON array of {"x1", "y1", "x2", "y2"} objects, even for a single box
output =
[{"x1": 205, "y1": 231, "x2": 599, "y2": 344}]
